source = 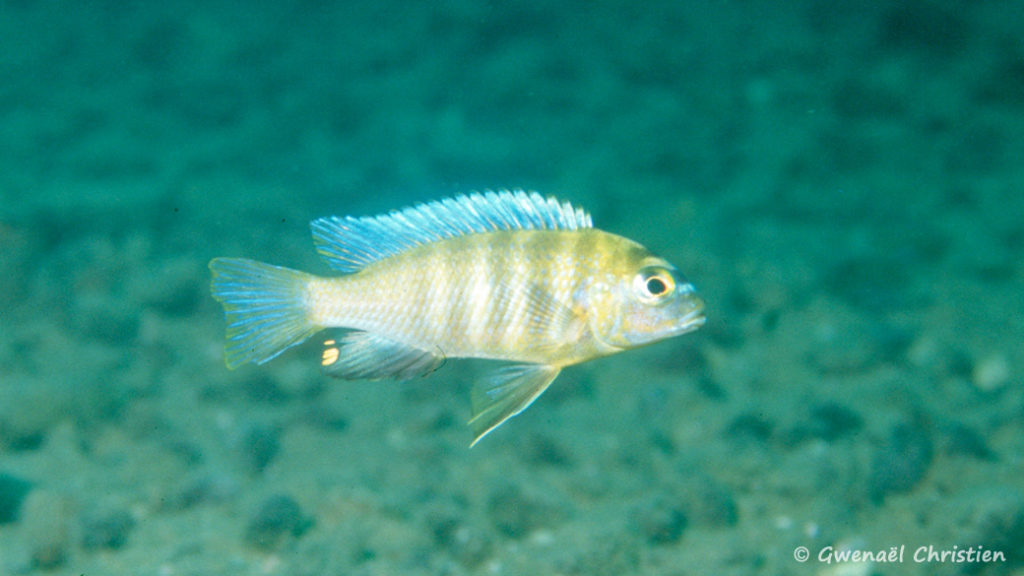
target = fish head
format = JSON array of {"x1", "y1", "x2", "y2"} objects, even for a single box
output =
[{"x1": 594, "y1": 255, "x2": 705, "y2": 350}]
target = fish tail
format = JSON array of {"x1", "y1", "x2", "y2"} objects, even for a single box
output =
[{"x1": 209, "y1": 257, "x2": 319, "y2": 368}]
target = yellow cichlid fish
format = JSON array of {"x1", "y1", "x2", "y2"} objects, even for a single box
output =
[{"x1": 209, "y1": 190, "x2": 705, "y2": 445}]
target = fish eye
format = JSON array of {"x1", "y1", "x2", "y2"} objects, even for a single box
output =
[
  {"x1": 646, "y1": 276, "x2": 668, "y2": 295},
  {"x1": 634, "y1": 266, "x2": 676, "y2": 303}
]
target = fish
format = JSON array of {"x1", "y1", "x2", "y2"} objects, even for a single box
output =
[{"x1": 209, "y1": 190, "x2": 705, "y2": 446}]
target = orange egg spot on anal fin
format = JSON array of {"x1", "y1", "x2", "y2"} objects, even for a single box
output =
[{"x1": 322, "y1": 344, "x2": 340, "y2": 366}]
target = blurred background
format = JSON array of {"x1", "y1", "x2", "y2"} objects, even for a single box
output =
[{"x1": 1, "y1": 1, "x2": 1022, "y2": 574}]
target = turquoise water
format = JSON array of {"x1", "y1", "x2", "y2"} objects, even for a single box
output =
[{"x1": 2, "y1": 1, "x2": 1022, "y2": 574}]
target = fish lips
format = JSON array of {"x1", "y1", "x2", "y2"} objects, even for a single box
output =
[
  {"x1": 669, "y1": 305, "x2": 706, "y2": 336},
  {"x1": 665, "y1": 288, "x2": 706, "y2": 336}
]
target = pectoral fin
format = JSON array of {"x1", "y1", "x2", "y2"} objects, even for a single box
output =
[
  {"x1": 321, "y1": 331, "x2": 444, "y2": 380},
  {"x1": 469, "y1": 364, "x2": 560, "y2": 447}
]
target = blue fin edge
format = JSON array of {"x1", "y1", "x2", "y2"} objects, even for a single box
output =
[
  {"x1": 209, "y1": 258, "x2": 318, "y2": 368},
  {"x1": 310, "y1": 189, "x2": 592, "y2": 272}
]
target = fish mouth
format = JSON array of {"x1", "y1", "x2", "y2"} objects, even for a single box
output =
[
  {"x1": 672, "y1": 308, "x2": 706, "y2": 335},
  {"x1": 671, "y1": 296, "x2": 706, "y2": 336}
]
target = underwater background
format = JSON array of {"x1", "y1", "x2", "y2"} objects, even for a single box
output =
[{"x1": 1, "y1": 1, "x2": 1023, "y2": 575}]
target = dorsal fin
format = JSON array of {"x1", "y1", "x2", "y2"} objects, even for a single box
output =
[{"x1": 310, "y1": 189, "x2": 592, "y2": 273}]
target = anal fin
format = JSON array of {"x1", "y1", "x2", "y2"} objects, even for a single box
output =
[
  {"x1": 469, "y1": 364, "x2": 560, "y2": 447},
  {"x1": 321, "y1": 331, "x2": 443, "y2": 380}
]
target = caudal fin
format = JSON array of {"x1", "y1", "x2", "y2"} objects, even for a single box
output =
[{"x1": 209, "y1": 257, "x2": 319, "y2": 368}]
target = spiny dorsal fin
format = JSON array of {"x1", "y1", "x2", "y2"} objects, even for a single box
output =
[{"x1": 310, "y1": 190, "x2": 592, "y2": 273}]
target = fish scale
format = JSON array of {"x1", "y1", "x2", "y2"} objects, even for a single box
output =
[
  {"x1": 210, "y1": 190, "x2": 705, "y2": 445},
  {"x1": 313, "y1": 231, "x2": 572, "y2": 359}
]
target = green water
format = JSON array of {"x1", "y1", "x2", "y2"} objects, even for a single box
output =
[{"x1": 1, "y1": 1, "x2": 1022, "y2": 574}]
